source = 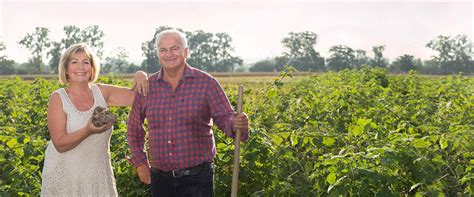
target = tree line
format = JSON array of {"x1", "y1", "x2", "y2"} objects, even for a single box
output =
[{"x1": 0, "y1": 25, "x2": 473, "y2": 75}]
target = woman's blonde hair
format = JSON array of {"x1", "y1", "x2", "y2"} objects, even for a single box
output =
[{"x1": 58, "y1": 43, "x2": 100, "y2": 84}]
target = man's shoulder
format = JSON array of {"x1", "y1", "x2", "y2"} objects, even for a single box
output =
[
  {"x1": 189, "y1": 66, "x2": 215, "y2": 80},
  {"x1": 148, "y1": 71, "x2": 161, "y2": 80}
]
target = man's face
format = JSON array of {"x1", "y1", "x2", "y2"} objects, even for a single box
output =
[{"x1": 157, "y1": 34, "x2": 189, "y2": 71}]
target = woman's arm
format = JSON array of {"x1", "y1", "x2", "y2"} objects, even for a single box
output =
[
  {"x1": 47, "y1": 93, "x2": 112, "y2": 153},
  {"x1": 99, "y1": 71, "x2": 148, "y2": 107}
]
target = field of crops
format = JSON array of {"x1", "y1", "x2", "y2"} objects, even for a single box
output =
[{"x1": 1, "y1": 68, "x2": 473, "y2": 196}]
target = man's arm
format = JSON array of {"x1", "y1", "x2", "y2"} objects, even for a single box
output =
[
  {"x1": 127, "y1": 92, "x2": 149, "y2": 167},
  {"x1": 207, "y1": 77, "x2": 249, "y2": 142},
  {"x1": 127, "y1": 92, "x2": 151, "y2": 184}
]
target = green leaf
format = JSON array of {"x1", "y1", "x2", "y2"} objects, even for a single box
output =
[
  {"x1": 271, "y1": 135, "x2": 283, "y2": 145},
  {"x1": 7, "y1": 138, "x2": 17, "y2": 148},
  {"x1": 349, "y1": 125, "x2": 363, "y2": 137},
  {"x1": 323, "y1": 137, "x2": 335, "y2": 147},
  {"x1": 455, "y1": 166, "x2": 464, "y2": 177},
  {"x1": 290, "y1": 135, "x2": 298, "y2": 146},
  {"x1": 439, "y1": 136, "x2": 448, "y2": 150},
  {"x1": 302, "y1": 137, "x2": 309, "y2": 146},
  {"x1": 326, "y1": 172, "x2": 337, "y2": 184},
  {"x1": 216, "y1": 143, "x2": 226, "y2": 150},
  {"x1": 413, "y1": 138, "x2": 431, "y2": 148},
  {"x1": 267, "y1": 89, "x2": 277, "y2": 99}
]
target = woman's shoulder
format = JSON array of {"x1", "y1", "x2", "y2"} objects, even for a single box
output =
[
  {"x1": 50, "y1": 88, "x2": 65, "y2": 99},
  {"x1": 48, "y1": 90, "x2": 63, "y2": 107},
  {"x1": 94, "y1": 83, "x2": 111, "y2": 93}
]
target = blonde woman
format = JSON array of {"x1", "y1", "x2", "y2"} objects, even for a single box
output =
[{"x1": 41, "y1": 43, "x2": 148, "y2": 196}]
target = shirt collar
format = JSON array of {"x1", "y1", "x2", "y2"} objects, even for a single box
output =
[{"x1": 156, "y1": 63, "x2": 195, "y2": 81}]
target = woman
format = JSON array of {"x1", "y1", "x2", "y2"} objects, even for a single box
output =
[{"x1": 41, "y1": 43, "x2": 148, "y2": 196}]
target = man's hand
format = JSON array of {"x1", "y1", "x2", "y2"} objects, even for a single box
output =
[
  {"x1": 232, "y1": 112, "x2": 249, "y2": 132},
  {"x1": 137, "y1": 163, "x2": 151, "y2": 184}
]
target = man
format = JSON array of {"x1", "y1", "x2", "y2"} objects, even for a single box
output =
[{"x1": 127, "y1": 29, "x2": 249, "y2": 196}]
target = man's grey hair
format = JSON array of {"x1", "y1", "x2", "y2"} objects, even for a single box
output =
[{"x1": 155, "y1": 29, "x2": 188, "y2": 49}]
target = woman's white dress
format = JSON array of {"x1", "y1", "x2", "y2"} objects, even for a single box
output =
[{"x1": 41, "y1": 84, "x2": 117, "y2": 196}]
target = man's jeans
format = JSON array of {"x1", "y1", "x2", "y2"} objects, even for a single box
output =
[{"x1": 151, "y1": 164, "x2": 214, "y2": 197}]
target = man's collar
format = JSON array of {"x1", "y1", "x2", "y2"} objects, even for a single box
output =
[{"x1": 156, "y1": 63, "x2": 195, "y2": 81}]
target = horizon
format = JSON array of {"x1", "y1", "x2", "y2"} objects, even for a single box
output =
[{"x1": 1, "y1": 0, "x2": 473, "y2": 66}]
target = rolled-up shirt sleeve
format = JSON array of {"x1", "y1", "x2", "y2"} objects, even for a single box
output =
[
  {"x1": 127, "y1": 92, "x2": 148, "y2": 167},
  {"x1": 208, "y1": 77, "x2": 249, "y2": 142}
]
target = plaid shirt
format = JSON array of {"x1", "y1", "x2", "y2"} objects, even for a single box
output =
[{"x1": 127, "y1": 65, "x2": 249, "y2": 171}]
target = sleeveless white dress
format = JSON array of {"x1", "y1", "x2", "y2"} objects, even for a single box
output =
[{"x1": 41, "y1": 84, "x2": 117, "y2": 196}]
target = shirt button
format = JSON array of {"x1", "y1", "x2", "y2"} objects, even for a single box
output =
[
  {"x1": 169, "y1": 153, "x2": 172, "y2": 156},
  {"x1": 168, "y1": 129, "x2": 171, "y2": 132},
  {"x1": 168, "y1": 140, "x2": 171, "y2": 144},
  {"x1": 168, "y1": 117, "x2": 172, "y2": 120}
]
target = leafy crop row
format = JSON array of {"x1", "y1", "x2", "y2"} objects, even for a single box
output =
[{"x1": 1, "y1": 68, "x2": 473, "y2": 196}]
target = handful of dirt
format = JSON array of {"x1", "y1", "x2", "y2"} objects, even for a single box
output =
[{"x1": 91, "y1": 106, "x2": 117, "y2": 127}]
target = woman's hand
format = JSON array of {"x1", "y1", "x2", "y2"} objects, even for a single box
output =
[
  {"x1": 132, "y1": 71, "x2": 149, "y2": 96},
  {"x1": 86, "y1": 117, "x2": 113, "y2": 134}
]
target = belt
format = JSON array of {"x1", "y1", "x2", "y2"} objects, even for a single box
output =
[{"x1": 152, "y1": 162, "x2": 213, "y2": 178}]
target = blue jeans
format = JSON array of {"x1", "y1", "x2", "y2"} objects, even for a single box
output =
[{"x1": 151, "y1": 164, "x2": 214, "y2": 197}]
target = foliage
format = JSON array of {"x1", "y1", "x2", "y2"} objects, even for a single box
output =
[
  {"x1": 9, "y1": 26, "x2": 474, "y2": 75},
  {"x1": 0, "y1": 41, "x2": 16, "y2": 75},
  {"x1": 354, "y1": 49, "x2": 369, "y2": 69},
  {"x1": 390, "y1": 54, "x2": 418, "y2": 74},
  {"x1": 141, "y1": 27, "x2": 243, "y2": 73},
  {"x1": 327, "y1": 45, "x2": 356, "y2": 71},
  {"x1": 102, "y1": 47, "x2": 135, "y2": 74},
  {"x1": 18, "y1": 27, "x2": 51, "y2": 74},
  {"x1": 48, "y1": 25, "x2": 105, "y2": 73},
  {"x1": 249, "y1": 59, "x2": 277, "y2": 72},
  {"x1": 369, "y1": 45, "x2": 388, "y2": 68},
  {"x1": 279, "y1": 31, "x2": 325, "y2": 71},
  {"x1": 16, "y1": 25, "x2": 105, "y2": 74},
  {"x1": 426, "y1": 34, "x2": 474, "y2": 74},
  {"x1": 1, "y1": 69, "x2": 473, "y2": 196}
]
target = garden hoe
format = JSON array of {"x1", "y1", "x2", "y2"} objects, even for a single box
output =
[{"x1": 231, "y1": 85, "x2": 243, "y2": 197}]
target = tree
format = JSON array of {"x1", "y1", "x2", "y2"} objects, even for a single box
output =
[
  {"x1": 0, "y1": 41, "x2": 16, "y2": 75},
  {"x1": 369, "y1": 45, "x2": 388, "y2": 68},
  {"x1": 186, "y1": 30, "x2": 243, "y2": 72},
  {"x1": 186, "y1": 30, "x2": 215, "y2": 71},
  {"x1": 18, "y1": 27, "x2": 51, "y2": 74},
  {"x1": 210, "y1": 33, "x2": 243, "y2": 72},
  {"x1": 354, "y1": 49, "x2": 369, "y2": 69},
  {"x1": 426, "y1": 34, "x2": 474, "y2": 74},
  {"x1": 102, "y1": 47, "x2": 131, "y2": 74},
  {"x1": 48, "y1": 25, "x2": 105, "y2": 73},
  {"x1": 391, "y1": 54, "x2": 417, "y2": 74},
  {"x1": 249, "y1": 59, "x2": 277, "y2": 72},
  {"x1": 326, "y1": 45, "x2": 355, "y2": 71},
  {"x1": 280, "y1": 31, "x2": 325, "y2": 71},
  {"x1": 142, "y1": 27, "x2": 243, "y2": 72}
]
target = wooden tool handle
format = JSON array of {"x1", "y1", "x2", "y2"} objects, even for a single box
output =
[{"x1": 231, "y1": 85, "x2": 243, "y2": 197}]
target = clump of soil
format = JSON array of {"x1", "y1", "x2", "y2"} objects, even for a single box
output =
[{"x1": 92, "y1": 106, "x2": 116, "y2": 127}]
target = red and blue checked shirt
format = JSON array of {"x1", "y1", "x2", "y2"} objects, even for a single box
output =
[{"x1": 127, "y1": 65, "x2": 249, "y2": 171}]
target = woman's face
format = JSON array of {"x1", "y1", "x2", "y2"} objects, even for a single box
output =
[{"x1": 66, "y1": 52, "x2": 93, "y2": 83}]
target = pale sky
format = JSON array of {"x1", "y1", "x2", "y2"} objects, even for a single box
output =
[{"x1": 1, "y1": 0, "x2": 473, "y2": 65}]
